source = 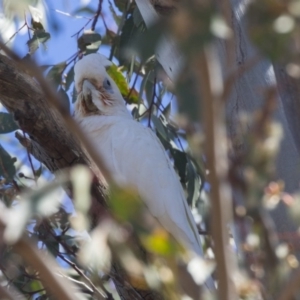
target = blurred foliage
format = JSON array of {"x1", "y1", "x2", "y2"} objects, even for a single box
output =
[
  {"x1": 77, "y1": 30, "x2": 102, "y2": 54},
  {"x1": 0, "y1": 0, "x2": 300, "y2": 299},
  {"x1": 107, "y1": 64, "x2": 139, "y2": 103},
  {"x1": 0, "y1": 112, "x2": 19, "y2": 133}
]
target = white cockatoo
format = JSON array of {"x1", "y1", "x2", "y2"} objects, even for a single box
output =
[{"x1": 74, "y1": 53, "x2": 204, "y2": 257}]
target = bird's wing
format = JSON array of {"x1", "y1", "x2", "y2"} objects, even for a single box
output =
[{"x1": 109, "y1": 118, "x2": 203, "y2": 255}]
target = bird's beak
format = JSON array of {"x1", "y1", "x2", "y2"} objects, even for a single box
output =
[{"x1": 81, "y1": 80, "x2": 99, "y2": 114}]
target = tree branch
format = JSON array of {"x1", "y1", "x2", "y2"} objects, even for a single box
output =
[{"x1": 0, "y1": 54, "x2": 107, "y2": 226}]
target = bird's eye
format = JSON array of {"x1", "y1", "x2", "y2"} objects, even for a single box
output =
[{"x1": 103, "y1": 78, "x2": 113, "y2": 93}]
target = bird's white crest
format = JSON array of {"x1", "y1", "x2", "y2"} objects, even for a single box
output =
[
  {"x1": 74, "y1": 53, "x2": 210, "y2": 264},
  {"x1": 74, "y1": 53, "x2": 112, "y2": 92},
  {"x1": 74, "y1": 53, "x2": 128, "y2": 117}
]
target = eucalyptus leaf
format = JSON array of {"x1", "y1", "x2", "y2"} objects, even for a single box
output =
[
  {"x1": 130, "y1": 21, "x2": 164, "y2": 62},
  {"x1": 119, "y1": 15, "x2": 137, "y2": 64},
  {"x1": 186, "y1": 159, "x2": 201, "y2": 207},
  {"x1": 0, "y1": 112, "x2": 18, "y2": 133},
  {"x1": 113, "y1": 0, "x2": 127, "y2": 13},
  {"x1": 108, "y1": 0, "x2": 121, "y2": 25},
  {"x1": 171, "y1": 149, "x2": 187, "y2": 184},
  {"x1": 145, "y1": 74, "x2": 154, "y2": 106},
  {"x1": 27, "y1": 30, "x2": 51, "y2": 54},
  {"x1": 44, "y1": 237, "x2": 59, "y2": 257},
  {"x1": 65, "y1": 66, "x2": 74, "y2": 91},
  {"x1": 78, "y1": 31, "x2": 102, "y2": 54},
  {"x1": 35, "y1": 164, "x2": 43, "y2": 179},
  {"x1": 133, "y1": 6, "x2": 144, "y2": 28},
  {"x1": 162, "y1": 102, "x2": 171, "y2": 120},
  {"x1": 0, "y1": 144, "x2": 16, "y2": 181},
  {"x1": 110, "y1": 186, "x2": 142, "y2": 222},
  {"x1": 71, "y1": 85, "x2": 77, "y2": 103},
  {"x1": 47, "y1": 61, "x2": 67, "y2": 88},
  {"x1": 138, "y1": 69, "x2": 152, "y2": 106},
  {"x1": 151, "y1": 115, "x2": 170, "y2": 147},
  {"x1": 72, "y1": 6, "x2": 96, "y2": 15}
]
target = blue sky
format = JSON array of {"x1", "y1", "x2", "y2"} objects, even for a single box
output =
[{"x1": 13, "y1": 0, "x2": 116, "y2": 63}]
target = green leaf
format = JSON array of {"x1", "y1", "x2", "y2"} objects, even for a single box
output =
[
  {"x1": 171, "y1": 149, "x2": 187, "y2": 184},
  {"x1": 0, "y1": 112, "x2": 18, "y2": 133},
  {"x1": 145, "y1": 72, "x2": 154, "y2": 106},
  {"x1": 131, "y1": 21, "x2": 163, "y2": 61},
  {"x1": 46, "y1": 61, "x2": 67, "y2": 88},
  {"x1": 110, "y1": 186, "x2": 142, "y2": 222},
  {"x1": 72, "y1": 85, "x2": 77, "y2": 103},
  {"x1": 0, "y1": 144, "x2": 16, "y2": 181},
  {"x1": 78, "y1": 30, "x2": 102, "y2": 54},
  {"x1": 138, "y1": 69, "x2": 152, "y2": 102},
  {"x1": 133, "y1": 6, "x2": 144, "y2": 28},
  {"x1": 72, "y1": 6, "x2": 96, "y2": 15},
  {"x1": 31, "y1": 21, "x2": 44, "y2": 31},
  {"x1": 186, "y1": 159, "x2": 201, "y2": 207},
  {"x1": 35, "y1": 164, "x2": 43, "y2": 179},
  {"x1": 107, "y1": 64, "x2": 139, "y2": 104},
  {"x1": 65, "y1": 66, "x2": 74, "y2": 91},
  {"x1": 108, "y1": 0, "x2": 122, "y2": 25},
  {"x1": 141, "y1": 229, "x2": 180, "y2": 256},
  {"x1": 44, "y1": 236, "x2": 59, "y2": 257},
  {"x1": 113, "y1": 0, "x2": 128, "y2": 12},
  {"x1": 151, "y1": 115, "x2": 170, "y2": 149},
  {"x1": 29, "y1": 279, "x2": 44, "y2": 295},
  {"x1": 119, "y1": 15, "x2": 138, "y2": 64},
  {"x1": 162, "y1": 102, "x2": 171, "y2": 120},
  {"x1": 27, "y1": 30, "x2": 51, "y2": 54}
]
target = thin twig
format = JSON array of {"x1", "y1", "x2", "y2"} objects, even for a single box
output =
[
  {"x1": 23, "y1": 131, "x2": 37, "y2": 184},
  {"x1": 126, "y1": 63, "x2": 144, "y2": 103},
  {"x1": 147, "y1": 76, "x2": 157, "y2": 128},
  {"x1": 23, "y1": 14, "x2": 32, "y2": 40},
  {"x1": 53, "y1": 9, "x2": 91, "y2": 19},
  {"x1": 4, "y1": 23, "x2": 26, "y2": 45},
  {"x1": 71, "y1": 19, "x2": 93, "y2": 38},
  {"x1": 11, "y1": 237, "x2": 78, "y2": 300},
  {"x1": 91, "y1": 0, "x2": 104, "y2": 31},
  {"x1": 109, "y1": 270, "x2": 144, "y2": 300},
  {"x1": 57, "y1": 253, "x2": 108, "y2": 300}
]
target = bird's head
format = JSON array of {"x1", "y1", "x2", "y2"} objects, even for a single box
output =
[{"x1": 74, "y1": 53, "x2": 128, "y2": 117}]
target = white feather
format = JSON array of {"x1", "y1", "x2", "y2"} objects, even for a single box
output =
[{"x1": 74, "y1": 53, "x2": 204, "y2": 256}]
